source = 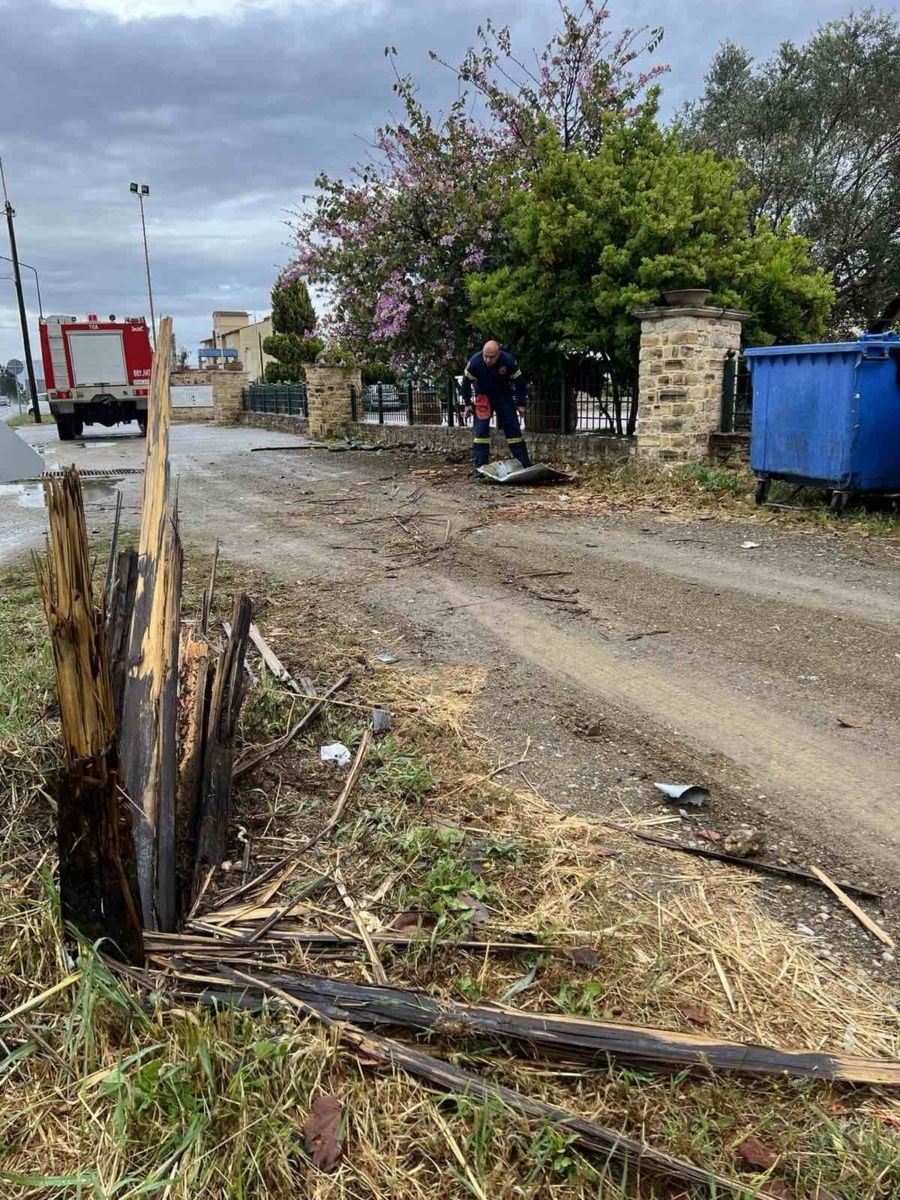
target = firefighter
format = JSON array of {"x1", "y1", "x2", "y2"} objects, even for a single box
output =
[{"x1": 461, "y1": 340, "x2": 531, "y2": 470}]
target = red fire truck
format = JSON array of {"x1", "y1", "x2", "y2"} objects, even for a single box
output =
[{"x1": 39, "y1": 314, "x2": 153, "y2": 441}]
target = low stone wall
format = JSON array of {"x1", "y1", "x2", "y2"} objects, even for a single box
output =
[
  {"x1": 168, "y1": 368, "x2": 247, "y2": 426},
  {"x1": 239, "y1": 411, "x2": 633, "y2": 465},
  {"x1": 708, "y1": 431, "x2": 751, "y2": 468},
  {"x1": 240, "y1": 412, "x2": 310, "y2": 435}
]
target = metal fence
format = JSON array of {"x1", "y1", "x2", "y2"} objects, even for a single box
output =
[
  {"x1": 242, "y1": 383, "x2": 308, "y2": 418},
  {"x1": 351, "y1": 361, "x2": 637, "y2": 436},
  {"x1": 352, "y1": 381, "x2": 449, "y2": 426},
  {"x1": 720, "y1": 351, "x2": 752, "y2": 432},
  {"x1": 529, "y1": 359, "x2": 638, "y2": 436}
]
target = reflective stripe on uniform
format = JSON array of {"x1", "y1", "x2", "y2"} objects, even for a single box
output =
[
  {"x1": 473, "y1": 437, "x2": 491, "y2": 444},
  {"x1": 511, "y1": 369, "x2": 522, "y2": 379},
  {"x1": 506, "y1": 437, "x2": 524, "y2": 444},
  {"x1": 464, "y1": 368, "x2": 476, "y2": 381}
]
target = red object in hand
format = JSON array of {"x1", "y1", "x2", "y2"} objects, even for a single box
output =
[{"x1": 474, "y1": 394, "x2": 491, "y2": 420}]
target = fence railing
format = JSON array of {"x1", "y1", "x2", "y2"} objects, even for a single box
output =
[
  {"x1": 351, "y1": 382, "x2": 449, "y2": 426},
  {"x1": 721, "y1": 351, "x2": 752, "y2": 432},
  {"x1": 529, "y1": 361, "x2": 638, "y2": 436},
  {"x1": 351, "y1": 363, "x2": 637, "y2": 436},
  {"x1": 242, "y1": 367, "x2": 638, "y2": 436},
  {"x1": 242, "y1": 383, "x2": 308, "y2": 418}
]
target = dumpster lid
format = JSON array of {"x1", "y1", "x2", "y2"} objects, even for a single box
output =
[{"x1": 745, "y1": 331, "x2": 900, "y2": 358}]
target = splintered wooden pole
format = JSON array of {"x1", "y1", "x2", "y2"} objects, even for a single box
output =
[
  {"x1": 120, "y1": 316, "x2": 181, "y2": 931},
  {"x1": 156, "y1": 515, "x2": 183, "y2": 933},
  {"x1": 107, "y1": 548, "x2": 138, "y2": 724},
  {"x1": 193, "y1": 593, "x2": 253, "y2": 896},
  {"x1": 175, "y1": 629, "x2": 212, "y2": 921},
  {"x1": 37, "y1": 468, "x2": 144, "y2": 965}
]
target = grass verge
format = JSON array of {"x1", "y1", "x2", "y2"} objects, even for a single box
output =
[{"x1": 2, "y1": 550, "x2": 899, "y2": 1198}]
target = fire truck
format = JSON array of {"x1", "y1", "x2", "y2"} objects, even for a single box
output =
[{"x1": 39, "y1": 314, "x2": 153, "y2": 440}]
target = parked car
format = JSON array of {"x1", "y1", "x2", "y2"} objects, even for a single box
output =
[{"x1": 362, "y1": 383, "x2": 404, "y2": 413}]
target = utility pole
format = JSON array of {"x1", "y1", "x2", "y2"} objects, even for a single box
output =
[
  {"x1": 1, "y1": 159, "x2": 41, "y2": 422},
  {"x1": 129, "y1": 182, "x2": 156, "y2": 348}
]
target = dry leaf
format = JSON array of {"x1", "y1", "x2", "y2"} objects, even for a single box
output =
[
  {"x1": 457, "y1": 893, "x2": 490, "y2": 925},
  {"x1": 836, "y1": 716, "x2": 862, "y2": 728},
  {"x1": 695, "y1": 829, "x2": 723, "y2": 842},
  {"x1": 304, "y1": 1095, "x2": 343, "y2": 1171},
  {"x1": 760, "y1": 1182, "x2": 796, "y2": 1199},
  {"x1": 390, "y1": 909, "x2": 437, "y2": 933},
  {"x1": 736, "y1": 1135, "x2": 778, "y2": 1171},
  {"x1": 679, "y1": 1004, "x2": 711, "y2": 1026}
]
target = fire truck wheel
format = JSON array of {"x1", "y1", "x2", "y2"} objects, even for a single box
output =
[
  {"x1": 137, "y1": 417, "x2": 148, "y2": 437},
  {"x1": 56, "y1": 417, "x2": 76, "y2": 442},
  {"x1": 72, "y1": 418, "x2": 84, "y2": 438}
]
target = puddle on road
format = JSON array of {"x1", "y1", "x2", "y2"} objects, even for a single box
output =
[{"x1": 0, "y1": 479, "x2": 120, "y2": 511}]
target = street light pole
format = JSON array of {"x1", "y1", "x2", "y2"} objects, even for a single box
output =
[
  {"x1": 129, "y1": 182, "x2": 156, "y2": 349},
  {"x1": 0, "y1": 255, "x2": 42, "y2": 318},
  {"x1": 1, "y1": 159, "x2": 41, "y2": 422}
]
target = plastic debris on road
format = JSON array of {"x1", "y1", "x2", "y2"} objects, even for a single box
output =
[
  {"x1": 654, "y1": 782, "x2": 709, "y2": 807},
  {"x1": 376, "y1": 653, "x2": 398, "y2": 664}
]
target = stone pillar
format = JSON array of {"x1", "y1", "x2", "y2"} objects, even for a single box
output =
[
  {"x1": 305, "y1": 364, "x2": 361, "y2": 438},
  {"x1": 634, "y1": 306, "x2": 749, "y2": 462},
  {"x1": 212, "y1": 369, "x2": 249, "y2": 425}
]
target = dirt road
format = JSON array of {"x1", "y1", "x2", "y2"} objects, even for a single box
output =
[{"x1": 3, "y1": 423, "x2": 898, "y2": 902}]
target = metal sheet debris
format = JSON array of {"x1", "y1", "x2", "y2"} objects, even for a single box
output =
[
  {"x1": 476, "y1": 458, "x2": 572, "y2": 485},
  {"x1": 0, "y1": 420, "x2": 46, "y2": 484},
  {"x1": 654, "y1": 782, "x2": 709, "y2": 807}
]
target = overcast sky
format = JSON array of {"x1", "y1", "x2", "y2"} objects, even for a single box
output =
[{"x1": 0, "y1": 0, "x2": 861, "y2": 369}]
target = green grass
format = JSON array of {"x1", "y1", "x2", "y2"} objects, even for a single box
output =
[
  {"x1": 4, "y1": 410, "x2": 37, "y2": 428},
  {"x1": 3, "y1": 547, "x2": 899, "y2": 1199},
  {"x1": 577, "y1": 456, "x2": 900, "y2": 537},
  {"x1": 672, "y1": 462, "x2": 750, "y2": 496}
]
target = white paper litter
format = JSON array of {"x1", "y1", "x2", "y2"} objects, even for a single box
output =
[{"x1": 320, "y1": 742, "x2": 352, "y2": 767}]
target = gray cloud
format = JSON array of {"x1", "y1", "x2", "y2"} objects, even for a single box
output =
[{"x1": 1, "y1": 0, "x2": 856, "y2": 366}]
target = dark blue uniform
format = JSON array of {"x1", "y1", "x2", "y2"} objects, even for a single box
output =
[{"x1": 461, "y1": 350, "x2": 531, "y2": 468}]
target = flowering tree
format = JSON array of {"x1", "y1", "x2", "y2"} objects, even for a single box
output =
[
  {"x1": 434, "y1": 1, "x2": 667, "y2": 156},
  {"x1": 278, "y1": 4, "x2": 667, "y2": 374}
]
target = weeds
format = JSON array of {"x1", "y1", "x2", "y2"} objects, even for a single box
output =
[
  {"x1": 2, "y1": 549, "x2": 899, "y2": 1199},
  {"x1": 672, "y1": 462, "x2": 750, "y2": 496}
]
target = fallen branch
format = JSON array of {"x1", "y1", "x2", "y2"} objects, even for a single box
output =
[
  {"x1": 179, "y1": 966, "x2": 900, "y2": 1086},
  {"x1": 333, "y1": 865, "x2": 388, "y2": 986},
  {"x1": 248, "y1": 622, "x2": 307, "y2": 695},
  {"x1": 810, "y1": 867, "x2": 894, "y2": 949},
  {"x1": 605, "y1": 823, "x2": 883, "y2": 902},
  {"x1": 205, "y1": 968, "x2": 786, "y2": 1200},
  {"x1": 144, "y1": 930, "x2": 548, "y2": 955},
  {"x1": 319, "y1": 730, "x2": 370, "y2": 843}
]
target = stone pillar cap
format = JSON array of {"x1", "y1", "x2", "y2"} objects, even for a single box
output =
[{"x1": 634, "y1": 305, "x2": 752, "y2": 322}]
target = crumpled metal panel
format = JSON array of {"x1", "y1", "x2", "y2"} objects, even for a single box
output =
[{"x1": 477, "y1": 458, "x2": 571, "y2": 485}]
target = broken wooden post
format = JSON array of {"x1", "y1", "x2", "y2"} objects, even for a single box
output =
[
  {"x1": 119, "y1": 316, "x2": 182, "y2": 931},
  {"x1": 193, "y1": 593, "x2": 253, "y2": 895},
  {"x1": 36, "y1": 469, "x2": 144, "y2": 965}
]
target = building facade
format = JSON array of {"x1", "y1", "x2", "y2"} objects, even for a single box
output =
[{"x1": 200, "y1": 311, "x2": 274, "y2": 381}]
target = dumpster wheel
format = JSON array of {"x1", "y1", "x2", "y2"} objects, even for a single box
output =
[
  {"x1": 829, "y1": 490, "x2": 849, "y2": 516},
  {"x1": 754, "y1": 478, "x2": 771, "y2": 506}
]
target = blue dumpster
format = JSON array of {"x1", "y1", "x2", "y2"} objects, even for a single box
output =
[{"x1": 745, "y1": 332, "x2": 900, "y2": 512}]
